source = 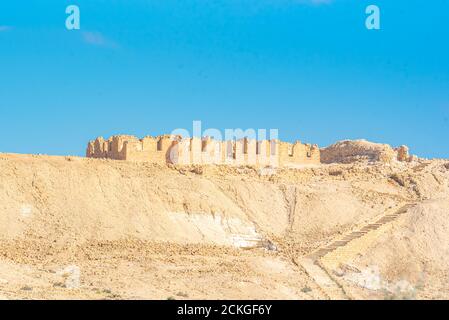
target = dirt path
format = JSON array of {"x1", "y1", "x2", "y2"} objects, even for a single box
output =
[{"x1": 297, "y1": 203, "x2": 415, "y2": 299}]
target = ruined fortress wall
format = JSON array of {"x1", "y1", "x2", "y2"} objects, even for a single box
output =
[
  {"x1": 245, "y1": 138, "x2": 257, "y2": 165},
  {"x1": 256, "y1": 140, "x2": 269, "y2": 167},
  {"x1": 124, "y1": 136, "x2": 176, "y2": 165},
  {"x1": 87, "y1": 135, "x2": 321, "y2": 167},
  {"x1": 87, "y1": 135, "x2": 136, "y2": 160},
  {"x1": 190, "y1": 137, "x2": 202, "y2": 164},
  {"x1": 279, "y1": 141, "x2": 320, "y2": 167}
]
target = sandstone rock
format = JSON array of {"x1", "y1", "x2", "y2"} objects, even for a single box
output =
[
  {"x1": 395, "y1": 145, "x2": 410, "y2": 162},
  {"x1": 321, "y1": 140, "x2": 414, "y2": 164},
  {"x1": 321, "y1": 140, "x2": 397, "y2": 164}
]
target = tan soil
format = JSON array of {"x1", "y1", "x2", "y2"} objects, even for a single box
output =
[{"x1": 0, "y1": 147, "x2": 448, "y2": 299}]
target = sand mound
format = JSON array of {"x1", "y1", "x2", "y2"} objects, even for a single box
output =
[
  {"x1": 321, "y1": 140, "x2": 412, "y2": 164},
  {"x1": 0, "y1": 152, "x2": 448, "y2": 299},
  {"x1": 0, "y1": 153, "x2": 396, "y2": 247},
  {"x1": 347, "y1": 199, "x2": 449, "y2": 299}
]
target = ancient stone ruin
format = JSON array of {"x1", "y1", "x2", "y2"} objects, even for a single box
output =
[{"x1": 86, "y1": 135, "x2": 321, "y2": 167}]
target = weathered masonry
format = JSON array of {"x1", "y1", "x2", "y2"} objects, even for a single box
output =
[{"x1": 87, "y1": 135, "x2": 320, "y2": 167}]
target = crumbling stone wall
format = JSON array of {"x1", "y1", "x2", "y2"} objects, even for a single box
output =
[
  {"x1": 395, "y1": 145, "x2": 411, "y2": 162},
  {"x1": 87, "y1": 134, "x2": 321, "y2": 167},
  {"x1": 279, "y1": 141, "x2": 320, "y2": 167}
]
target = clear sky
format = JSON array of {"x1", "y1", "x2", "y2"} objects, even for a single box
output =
[{"x1": 0, "y1": 0, "x2": 448, "y2": 158}]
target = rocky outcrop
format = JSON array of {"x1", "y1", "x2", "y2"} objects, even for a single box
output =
[{"x1": 321, "y1": 140, "x2": 415, "y2": 164}]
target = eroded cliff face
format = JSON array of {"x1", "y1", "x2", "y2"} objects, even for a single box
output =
[
  {"x1": 0, "y1": 152, "x2": 448, "y2": 299},
  {"x1": 0, "y1": 153, "x2": 408, "y2": 246}
]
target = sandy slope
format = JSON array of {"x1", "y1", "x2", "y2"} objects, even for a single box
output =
[
  {"x1": 0, "y1": 152, "x2": 448, "y2": 299},
  {"x1": 344, "y1": 199, "x2": 449, "y2": 299}
]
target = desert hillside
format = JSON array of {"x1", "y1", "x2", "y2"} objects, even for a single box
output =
[{"x1": 0, "y1": 146, "x2": 448, "y2": 299}]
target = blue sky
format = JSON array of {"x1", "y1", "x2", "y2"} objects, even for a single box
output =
[{"x1": 0, "y1": 0, "x2": 448, "y2": 158}]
